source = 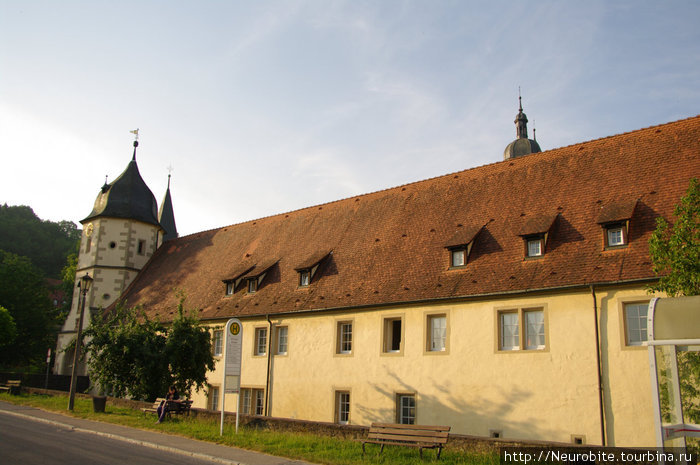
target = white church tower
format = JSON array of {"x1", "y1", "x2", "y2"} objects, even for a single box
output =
[{"x1": 55, "y1": 138, "x2": 176, "y2": 375}]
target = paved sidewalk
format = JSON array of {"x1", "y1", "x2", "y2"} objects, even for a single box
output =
[{"x1": 0, "y1": 401, "x2": 316, "y2": 465}]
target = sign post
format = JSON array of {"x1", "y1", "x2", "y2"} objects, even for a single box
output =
[{"x1": 220, "y1": 318, "x2": 242, "y2": 436}]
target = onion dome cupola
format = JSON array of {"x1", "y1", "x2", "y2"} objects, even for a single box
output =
[
  {"x1": 82, "y1": 141, "x2": 160, "y2": 226},
  {"x1": 158, "y1": 174, "x2": 178, "y2": 242},
  {"x1": 503, "y1": 95, "x2": 542, "y2": 160}
]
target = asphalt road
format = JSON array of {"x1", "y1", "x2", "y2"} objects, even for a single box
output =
[{"x1": 0, "y1": 412, "x2": 220, "y2": 465}]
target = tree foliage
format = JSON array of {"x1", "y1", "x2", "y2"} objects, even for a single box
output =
[
  {"x1": 0, "y1": 204, "x2": 81, "y2": 279},
  {"x1": 648, "y1": 178, "x2": 700, "y2": 427},
  {"x1": 0, "y1": 305, "x2": 17, "y2": 348},
  {"x1": 84, "y1": 296, "x2": 214, "y2": 401},
  {"x1": 648, "y1": 178, "x2": 700, "y2": 297},
  {"x1": 0, "y1": 251, "x2": 57, "y2": 368},
  {"x1": 166, "y1": 299, "x2": 216, "y2": 398}
]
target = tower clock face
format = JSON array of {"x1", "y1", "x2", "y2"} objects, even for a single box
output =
[{"x1": 85, "y1": 223, "x2": 94, "y2": 237}]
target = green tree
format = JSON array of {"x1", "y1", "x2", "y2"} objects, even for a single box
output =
[
  {"x1": 648, "y1": 178, "x2": 700, "y2": 297},
  {"x1": 648, "y1": 178, "x2": 700, "y2": 427},
  {"x1": 0, "y1": 305, "x2": 17, "y2": 348},
  {"x1": 0, "y1": 250, "x2": 57, "y2": 368},
  {"x1": 84, "y1": 304, "x2": 170, "y2": 400},
  {"x1": 0, "y1": 204, "x2": 81, "y2": 279},
  {"x1": 166, "y1": 298, "x2": 215, "y2": 398},
  {"x1": 84, "y1": 296, "x2": 214, "y2": 401}
]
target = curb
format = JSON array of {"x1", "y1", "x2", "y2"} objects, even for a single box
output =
[{"x1": 0, "y1": 408, "x2": 243, "y2": 465}]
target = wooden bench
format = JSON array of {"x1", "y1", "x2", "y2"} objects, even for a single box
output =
[
  {"x1": 362, "y1": 423, "x2": 450, "y2": 459},
  {"x1": 0, "y1": 380, "x2": 21, "y2": 395},
  {"x1": 141, "y1": 398, "x2": 192, "y2": 418}
]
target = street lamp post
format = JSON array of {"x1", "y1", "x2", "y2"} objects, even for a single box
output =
[{"x1": 68, "y1": 272, "x2": 93, "y2": 411}]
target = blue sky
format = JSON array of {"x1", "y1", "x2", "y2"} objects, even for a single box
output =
[{"x1": 1, "y1": 1, "x2": 699, "y2": 235}]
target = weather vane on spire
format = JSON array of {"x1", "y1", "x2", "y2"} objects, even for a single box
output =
[{"x1": 130, "y1": 128, "x2": 139, "y2": 141}]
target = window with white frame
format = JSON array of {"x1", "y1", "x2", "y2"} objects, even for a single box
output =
[
  {"x1": 247, "y1": 278, "x2": 258, "y2": 293},
  {"x1": 383, "y1": 317, "x2": 403, "y2": 353},
  {"x1": 499, "y1": 312, "x2": 520, "y2": 351},
  {"x1": 240, "y1": 388, "x2": 264, "y2": 415},
  {"x1": 624, "y1": 302, "x2": 649, "y2": 346},
  {"x1": 254, "y1": 327, "x2": 267, "y2": 356},
  {"x1": 335, "y1": 391, "x2": 350, "y2": 424},
  {"x1": 276, "y1": 326, "x2": 288, "y2": 355},
  {"x1": 450, "y1": 248, "x2": 467, "y2": 267},
  {"x1": 337, "y1": 321, "x2": 352, "y2": 354},
  {"x1": 213, "y1": 329, "x2": 223, "y2": 356},
  {"x1": 209, "y1": 386, "x2": 220, "y2": 411},
  {"x1": 526, "y1": 236, "x2": 544, "y2": 257},
  {"x1": 604, "y1": 223, "x2": 627, "y2": 248},
  {"x1": 427, "y1": 314, "x2": 447, "y2": 352},
  {"x1": 299, "y1": 269, "x2": 311, "y2": 287},
  {"x1": 397, "y1": 394, "x2": 416, "y2": 424},
  {"x1": 225, "y1": 282, "x2": 234, "y2": 295},
  {"x1": 254, "y1": 389, "x2": 265, "y2": 415},
  {"x1": 524, "y1": 310, "x2": 545, "y2": 349},
  {"x1": 241, "y1": 388, "x2": 251, "y2": 414},
  {"x1": 498, "y1": 307, "x2": 546, "y2": 351}
]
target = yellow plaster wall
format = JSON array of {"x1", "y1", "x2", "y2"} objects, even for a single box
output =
[{"x1": 194, "y1": 286, "x2": 657, "y2": 447}]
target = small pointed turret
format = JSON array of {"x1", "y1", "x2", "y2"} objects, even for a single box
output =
[{"x1": 158, "y1": 174, "x2": 178, "y2": 242}]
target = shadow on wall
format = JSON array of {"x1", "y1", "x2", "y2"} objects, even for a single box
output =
[{"x1": 354, "y1": 369, "x2": 562, "y2": 442}]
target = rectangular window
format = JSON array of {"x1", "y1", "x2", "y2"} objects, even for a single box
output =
[
  {"x1": 527, "y1": 238, "x2": 543, "y2": 257},
  {"x1": 524, "y1": 310, "x2": 545, "y2": 349},
  {"x1": 276, "y1": 326, "x2": 288, "y2": 355},
  {"x1": 254, "y1": 327, "x2": 267, "y2": 356},
  {"x1": 624, "y1": 302, "x2": 649, "y2": 346},
  {"x1": 247, "y1": 278, "x2": 258, "y2": 293},
  {"x1": 241, "y1": 389, "x2": 252, "y2": 414},
  {"x1": 209, "y1": 386, "x2": 220, "y2": 411},
  {"x1": 500, "y1": 312, "x2": 520, "y2": 351},
  {"x1": 427, "y1": 314, "x2": 447, "y2": 352},
  {"x1": 85, "y1": 237, "x2": 92, "y2": 253},
  {"x1": 335, "y1": 391, "x2": 350, "y2": 424},
  {"x1": 397, "y1": 394, "x2": 416, "y2": 425},
  {"x1": 383, "y1": 317, "x2": 402, "y2": 353},
  {"x1": 299, "y1": 270, "x2": 310, "y2": 287},
  {"x1": 240, "y1": 388, "x2": 264, "y2": 415},
  {"x1": 254, "y1": 389, "x2": 265, "y2": 415},
  {"x1": 213, "y1": 329, "x2": 223, "y2": 356},
  {"x1": 137, "y1": 239, "x2": 145, "y2": 255},
  {"x1": 225, "y1": 282, "x2": 234, "y2": 295},
  {"x1": 451, "y1": 248, "x2": 466, "y2": 267},
  {"x1": 605, "y1": 224, "x2": 626, "y2": 248},
  {"x1": 498, "y1": 308, "x2": 546, "y2": 351},
  {"x1": 337, "y1": 321, "x2": 352, "y2": 354}
]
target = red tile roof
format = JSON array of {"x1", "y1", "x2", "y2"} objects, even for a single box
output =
[{"x1": 119, "y1": 115, "x2": 700, "y2": 322}]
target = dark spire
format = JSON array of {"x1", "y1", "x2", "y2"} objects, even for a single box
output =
[
  {"x1": 158, "y1": 174, "x2": 178, "y2": 242},
  {"x1": 133, "y1": 140, "x2": 138, "y2": 161},
  {"x1": 83, "y1": 141, "x2": 159, "y2": 226}
]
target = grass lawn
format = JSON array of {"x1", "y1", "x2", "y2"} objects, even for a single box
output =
[{"x1": 0, "y1": 392, "x2": 498, "y2": 465}]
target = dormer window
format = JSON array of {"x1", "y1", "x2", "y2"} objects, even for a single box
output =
[
  {"x1": 450, "y1": 248, "x2": 467, "y2": 267},
  {"x1": 295, "y1": 251, "x2": 331, "y2": 288},
  {"x1": 517, "y1": 214, "x2": 558, "y2": 259},
  {"x1": 225, "y1": 282, "x2": 234, "y2": 295},
  {"x1": 299, "y1": 269, "x2": 311, "y2": 287},
  {"x1": 444, "y1": 225, "x2": 482, "y2": 269},
  {"x1": 605, "y1": 223, "x2": 626, "y2": 248},
  {"x1": 526, "y1": 236, "x2": 544, "y2": 257},
  {"x1": 247, "y1": 278, "x2": 258, "y2": 294},
  {"x1": 597, "y1": 199, "x2": 637, "y2": 250}
]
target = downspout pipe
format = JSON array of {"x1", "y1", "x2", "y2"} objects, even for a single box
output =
[
  {"x1": 591, "y1": 285, "x2": 606, "y2": 446},
  {"x1": 265, "y1": 314, "x2": 272, "y2": 417}
]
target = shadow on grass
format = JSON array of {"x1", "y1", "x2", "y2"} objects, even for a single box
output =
[{"x1": 0, "y1": 392, "x2": 498, "y2": 465}]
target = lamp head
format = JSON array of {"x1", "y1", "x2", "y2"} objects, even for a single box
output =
[{"x1": 78, "y1": 273, "x2": 93, "y2": 292}]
